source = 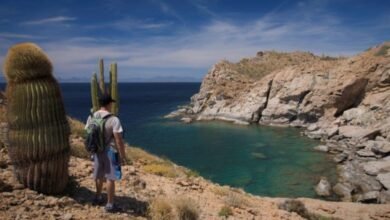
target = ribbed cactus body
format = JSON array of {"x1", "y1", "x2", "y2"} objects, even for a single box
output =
[
  {"x1": 110, "y1": 63, "x2": 119, "y2": 115},
  {"x1": 3, "y1": 43, "x2": 70, "y2": 194}
]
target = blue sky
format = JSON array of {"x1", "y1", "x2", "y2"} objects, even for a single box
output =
[{"x1": 0, "y1": 0, "x2": 389, "y2": 82}]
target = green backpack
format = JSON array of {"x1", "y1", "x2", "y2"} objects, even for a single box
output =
[{"x1": 84, "y1": 113, "x2": 112, "y2": 153}]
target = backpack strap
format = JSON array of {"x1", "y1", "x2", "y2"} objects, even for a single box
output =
[{"x1": 100, "y1": 113, "x2": 113, "y2": 148}]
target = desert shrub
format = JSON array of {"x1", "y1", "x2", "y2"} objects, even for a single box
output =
[
  {"x1": 375, "y1": 45, "x2": 390, "y2": 56},
  {"x1": 278, "y1": 199, "x2": 341, "y2": 220},
  {"x1": 175, "y1": 197, "x2": 200, "y2": 220},
  {"x1": 278, "y1": 199, "x2": 310, "y2": 219},
  {"x1": 320, "y1": 55, "x2": 338, "y2": 61},
  {"x1": 218, "y1": 205, "x2": 233, "y2": 218},
  {"x1": 68, "y1": 116, "x2": 86, "y2": 138},
  {"x1": 148, "y1": 197, "x2": 175, "y2": 220},
  {"x1": 224, "y1": 191, "x2": 249, "y2": 208},
  {"x1": 211, "y1": 185, "x2": 231, "y2": 197},
  {"x1": 69, "y1": 137, "x2": 89, "y2": 159},
  {"x1": 185, "y1": 169, "x2": 200, "y2": 178},
  {"x1": 142, "y1": 162, "x2": 178, "y2": 178}
]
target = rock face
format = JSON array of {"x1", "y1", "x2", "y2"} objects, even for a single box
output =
[
  {"x1": 315, "y1": 178, "x2": 331, "y2": 197},
  {"x1": 170, "y1": 42, "x2": 390, "y2": 203}
]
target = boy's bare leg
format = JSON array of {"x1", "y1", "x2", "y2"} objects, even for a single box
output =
[
  {"x1": 107, "y1": 179, "x2": 115, "y2": 205},
  {"x1": 95, "y1": 178, "x2": 105, "y2": 197}
]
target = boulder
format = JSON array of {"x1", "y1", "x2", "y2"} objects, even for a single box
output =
[
  {"x1": 356, "y1": 149, "x2": 376, "y2": 158},
  {"x1": 377, "y1": 173, "x2": 390, "y2": 189},
  {"x1": 338, "y1": 162, "x2": 383, "y2": 192},
  {"x1": 313, "y1": 145, "x2": 329, "y2": 152},
  {"x1": 362, "y1": 157, "x2": 390, "y2": 175},
  {"x1": 333, "y1": 183, "x2": 353, "y2": 201},
  {"x1": 333, "y1": 153, "x2": 348, "y2": 163},
  {"x1": 181, "y1": 117, "x2": 193, "y2": 124},
  {"x1": 355, "y1": 191, "x2": 380, "y2": 203},
  {"x1": 379, "y1": 190, "x2": 390, "y2": 204},
  {"x1": 371, "y1": 141, "x2": 390, "y2": 155},
  {"x1": 307, "y1": 124, "x2": 319, "y2": 131},
  {"x1": 315, "y1": 178, "x2": 331, "y2": 197},
  {"x1": 326, "y1": 126, "x2": 339, "y2": 138},
  {"x1": 339, "y1": 126, "x2": 380, "y2": 139}
]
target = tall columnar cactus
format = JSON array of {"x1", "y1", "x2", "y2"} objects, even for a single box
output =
[
  {"x1": 110, "y1": 63, "x2": 119, "y2": 116},
  {"x1": 3, "y1": 43, "x2": 70, "y2": 194},
  {"x1": 90, "y1": 59, "x2": 120, "y2": 115},
  {"x1": 91, "y1": 73, "x2": 99, "y2": 112},
  {"x1": 98, "y1": 58, "x2": 105, "y2": 93}
]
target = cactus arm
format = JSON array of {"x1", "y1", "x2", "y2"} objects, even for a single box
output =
[
  {"x1": 99, "y1": 58, "x2": 104, "y2": 93},
  {"x1": 110, "y1": 63, "x2": 119, "y2": 115},
  {"x1": 91, "y1": 73, "x2": 99, "y2": 112}
]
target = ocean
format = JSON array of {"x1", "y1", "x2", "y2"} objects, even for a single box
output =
[{"x1": 1, "y1": 82, "x2": 337, "y2": 198}]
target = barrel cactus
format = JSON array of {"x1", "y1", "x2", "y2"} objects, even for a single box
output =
[{"x1": 3, "y1": 43, "x2": 70, "y2": 194}]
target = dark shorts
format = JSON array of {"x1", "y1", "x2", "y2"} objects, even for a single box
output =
[{"x1": 93, "y1": 147, "x2": 122, "y2": 181}]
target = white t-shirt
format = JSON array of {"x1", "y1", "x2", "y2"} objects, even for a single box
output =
[{"x1": 85, "y1": 110, "x2": 123, "y2": 147}]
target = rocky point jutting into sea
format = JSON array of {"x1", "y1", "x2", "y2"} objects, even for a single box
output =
[{"x1": 168, "y1": 42, "x2": 390, "y2": 204}]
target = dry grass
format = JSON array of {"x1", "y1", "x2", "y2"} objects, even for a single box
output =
[
  {"x1": 148, "y1": 197, "x2": 175, "y2": 220},
  {"x1": 224, "y1": 191, "x2": 250, "y2": 208},
  {"x1": 375, "y1": 44, "x2": 390, "y2": 57},
  {"x1": 231, "y1": 51, "x2": 324, "y2": 79},
  {"x1": 175, "y1": 197, "x2": 200, "y2": 220},
  {"x1": 218, "y1": 205, "x2": 233, "y2": 218},
  {"x1": 211, "y1": 185, "x2": 231, "y2": 197},
  {"x1": 142, "y1": 162, "x2": 178, "y2": 178},
  {"x1": 68, "y1": 116, "x2": 85, "y2": 138}
]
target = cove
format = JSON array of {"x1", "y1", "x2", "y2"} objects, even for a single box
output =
[
  {"x1": 17, "y1": 82, "x2": 336, "y2": 199},
  {"x1": 136, "y1": 119, "x2": 337, "y2": 198}
]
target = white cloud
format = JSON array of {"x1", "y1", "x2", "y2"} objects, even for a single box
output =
[
  {"x1": 1, "y1": 0, "x2": 389, "y2": 81},
  {"x1": 21, "y1": 16, "x2": 77, "y2": 25},
  {"x1": 0, "y1": 32, "x2": 43, "y2": 39}
]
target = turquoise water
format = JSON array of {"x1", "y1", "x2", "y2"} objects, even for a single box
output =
[
  {"x1": 0, "y1": 83, "x2": 336, "y2": 198},
  {"x1": 140, "y1": 119, "x2": 336, "y2": 198}
]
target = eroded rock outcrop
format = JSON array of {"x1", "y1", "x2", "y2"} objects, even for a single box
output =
[{"x1": 169, "y1": 42, "x2": 390, "y2": 203}]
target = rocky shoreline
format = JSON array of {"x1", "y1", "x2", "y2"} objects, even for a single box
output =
[{"x1": 167, "y1": 43, "x2": 390, "y2": 204}]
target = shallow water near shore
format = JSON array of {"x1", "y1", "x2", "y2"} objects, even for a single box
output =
[{"x1": 0, "y1": 82, "x2": 337, "y2": 198}]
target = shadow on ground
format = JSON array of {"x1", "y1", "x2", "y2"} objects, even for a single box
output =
[{"x1": 64, "y1": 176, "x2": 149, "y2": 217}]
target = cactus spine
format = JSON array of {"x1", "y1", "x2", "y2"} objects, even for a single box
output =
[
  {"x1": 3, "y1": 43, "x2": 70, "y2": 194},
  {"x1": 90, "y1": 59, "x2": 120, "y2": 115}
]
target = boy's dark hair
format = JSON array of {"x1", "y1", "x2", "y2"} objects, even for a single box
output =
[{"x1": 98, "y1": 93, "x2": 116, "y2": 107}]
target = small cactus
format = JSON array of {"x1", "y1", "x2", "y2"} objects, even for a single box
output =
[{"x1": 3, "y1": 42, "x2": 70, "y2": 194}]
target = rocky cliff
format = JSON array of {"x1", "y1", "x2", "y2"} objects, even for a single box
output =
[{"x1": 168, "y1": 42, "x2": 390, "y2": 203}]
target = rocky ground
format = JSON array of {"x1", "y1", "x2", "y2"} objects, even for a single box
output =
[{"x1": 167, "y1": 42, "x2": 390, "y2": 204}]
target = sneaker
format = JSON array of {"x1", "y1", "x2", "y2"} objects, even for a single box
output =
[
  {"x1": 92, "y1": 196, "x2": 104, "y2": 206},
  {"x1": 104, "y1": 204, "x2": 121, "y2": 213}
]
